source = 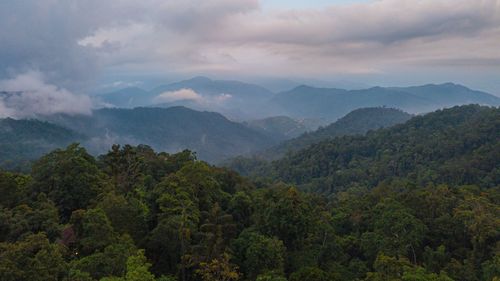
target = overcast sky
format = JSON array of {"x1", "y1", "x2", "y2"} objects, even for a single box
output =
[{"x1": 0, "y1": 0, "x2": 499, "y2": 97}]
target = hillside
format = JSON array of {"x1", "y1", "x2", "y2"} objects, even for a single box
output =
[
  {"x1": 262, "y1": 107, "x2": 412, "y2": 160},
  {"x1": 269, "y1": 105, "x2": 499, "y2": 193},
  {"x1": 244, "y1": 116, "x2": 325, "y2": 141},
  {"x1": 98, "y1": 87, "x2": 150, "y2": 108},
  {"x1": 46, "y1": 106, "x2": 277, "y2": 162},
  {"x1": 272, "y1": 83, "x2": 500, "y2": 121},
  {"x1": 0, "y1": 118, "x2": 82, "y2": 170}
]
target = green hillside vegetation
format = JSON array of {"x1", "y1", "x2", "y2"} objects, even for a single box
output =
[
  {"x1": 0, "y1": 140, "x2": 498, "y2": 280},
  {"x1": 0, "y1": 118, "x2": 82, "y2": 170},
  {"x1": 267, "y1": 105, "x2": 499, "y2": 194}
]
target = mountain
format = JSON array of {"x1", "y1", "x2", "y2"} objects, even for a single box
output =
[
  {"x1": 272, "y1": 83, "x2": 500, "y2": 121},
  {"x1": 244, "y1": 116, "x2": 326, "y2": 141},
  {"x1": 46, "y1": 106, "x2": 278, "y2": 162},
  {"x1": 260, "y1": 107, "x2": 413, "y2": 160},
  {"x1": 98, "y1": 87, "x2": 150, "y2": 108},
  {"x1": 0, "y1": 118, "x2": 82, "y2": 170},
  {"x1": 267, "y1": 105, "x2": 499, "y2": 194},
  {"x1": 390, "y1": 83, "x2": 500, "y2": 106},
  {"x1": 98, "y1": 77, "x2": 276, "y2": 119},
  {"x1": 150, "y1": 76, "x2": 273, "y2": 99}
]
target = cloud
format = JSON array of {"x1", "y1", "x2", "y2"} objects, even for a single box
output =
[
  {"x1": 0, "y1": 71, "x2": 92, "y2": 118},
  {"x1": 1, "y1": 0, "x2": 500, "y2": 94},
  {"x1": 154, "y1": 88, "x2": 203, "y2": 103},
  {"x1": 153, "y1": 88, "x2": 233, "y2": 107}
]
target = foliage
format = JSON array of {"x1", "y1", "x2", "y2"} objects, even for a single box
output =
[{"x1": 0, "y1": 105, "x2": 498, "y2": 281}]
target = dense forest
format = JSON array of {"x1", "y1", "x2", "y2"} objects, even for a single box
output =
[
  {"x1": 0, "y1": 105, "x2": 498, "y2": 281},
  {"x1": 230, "y1": 105, "x2": 499, "y2": 194}
]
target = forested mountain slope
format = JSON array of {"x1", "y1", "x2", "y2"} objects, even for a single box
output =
[
  {"x1": 270, "y1": 105, "x2": 499, "y2": 193},
  {"x1": 46, "y1": 106, "x2": 277, "y2": 162},
  {"x1": 0, "y1": 118, "x2": 82, "y2": 170},
  {"x1": 262, "y1": 107, "x2": 412, "y2": 160}
]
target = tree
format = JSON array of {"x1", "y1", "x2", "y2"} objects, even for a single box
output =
[
  {"x1": 0, "y1": 233, "x2": 67, "y2": 281},
  {"x1": 196, "y1": 253, "x2": 239, "y2": 281},
  {"x1": 31, "y1": 144, "x2": 110, "y2": 220},
  {"x1": 100, "y1": 250, "x2": 156, "y2": 281},
  {"x1": 256, "y1": 272, "x2": 287, "y2": 281},
  {"x1": 97, "y1": 192, "x2": 148, "y2": 243},
  {"x1": 253, "y1": 186, "x2": 315, "y2": 249},
  {"x1": 362, "y1": 199, "x2": 427, "y2": 263},
  {"x1": 231, "y1": 230, "x2": 286, "y2": 279},
  {"x1": 69, "y1": 235, "x2": 136, "y2": 280},
  {"x1": 289, "y1": 267, "x2": 332, "y2": 281},
  {"x1": 70, "y1": 208, "x2": 118, "y2": 255},
  {"x1": 0, "y1": 171, "x2": 30, "y2": 208},
  {"x1": 194, "y1": 203, "x2": 237, "y2": 263}
]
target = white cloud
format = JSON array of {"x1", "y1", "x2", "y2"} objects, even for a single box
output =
[
  {"x1": 153, "y1": 88, "x2": 233, "y2": 106},
  {"x1": 154, "y1": 88, "x2": 203, "y2": 103},
  {"x1": 0, "y1": 71, "x2": 92, "y2": 118},
  {"x1": 214, "y1": 93, "x2": 233, "y2": 103}
]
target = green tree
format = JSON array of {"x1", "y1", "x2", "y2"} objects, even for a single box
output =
[
  {"x1": 97, "y1": 192, "x2": 148, "y2": 243},
  {"x1": 256, "y1": 272, "x2": 287, "y2": 281},
  {"x1": 100, "y1": 250, "x2": 156, "y2": 281},
  {"x1": 0, "y1": 233, "x2": 67, "y2": 281},
  {"x1": 289, "y1": 267, "x2": 332, "y2": 281},
  {"x1": 70, "y1": 208, "x2": 118, "y2": 255},
  {"x1": 196, "y1": 253, "x2": 239, "y2": 281},
  {"x1": 31, "y1": 144, "x2": 110, "y2": 220},
  {"x1": 362, "y1": 199, "x2": 427, "y2": 263},
  {"x1": 231, "y1": 230, "x2": 286, "y2": 279}
]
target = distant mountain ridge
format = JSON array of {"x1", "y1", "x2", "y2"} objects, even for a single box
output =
[
  {"x1": 99, "y1": 78, "x2": 500, "y2": 121},
  {"x1": 99, "y1": 76, "x2": 275, "y2": 119},
  {"x1": 271, "y1": 83, "x2": 500, "y2": 120}
]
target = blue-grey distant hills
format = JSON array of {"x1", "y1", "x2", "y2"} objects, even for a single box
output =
[
  {"x1": 100, "y1": 78, "x2": 500, "y2": 121},
  {"x1": 271, "y1": 83, "x2": 500, "y2": 120},
  {"x1": 99, "y1": 76, "x2": 275, "y2": 119}
]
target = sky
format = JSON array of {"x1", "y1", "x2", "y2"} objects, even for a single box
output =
[{"x1": 0, "y1": 0, "x2": 499, "y2": 111}]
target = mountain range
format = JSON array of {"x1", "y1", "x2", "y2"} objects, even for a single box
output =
[
  {"x1": 99, "y1": 77, "x2": 500, "y2": 121},
  {"x1": 2, "y1": 77, "x2": 499, "y2": 170},
  {"x1": 271, "y1": 83, "x2": 500, "y2": 120}
]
